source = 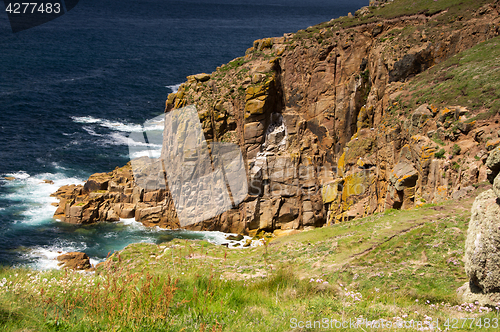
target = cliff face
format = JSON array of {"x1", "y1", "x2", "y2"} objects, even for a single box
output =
[{"x1": 53, "y1": 1, "x2": 500, "y2": 235}]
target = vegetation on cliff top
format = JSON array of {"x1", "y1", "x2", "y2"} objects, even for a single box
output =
[
  {"x1": 311, "y1": 0, "x2": 494, "y2": 31},
  {"x1": 403, "y1": 35, "x2": 500, "y2": 116}
]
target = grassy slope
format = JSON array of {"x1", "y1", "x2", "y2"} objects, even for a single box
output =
[
  {"x1": 400, "y1": 35, "x2": 500, "y2": 118},
  {"x1": 0, "y1": 184, "x2": 495, "y2": 331}
]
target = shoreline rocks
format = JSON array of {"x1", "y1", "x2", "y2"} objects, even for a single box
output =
[{"x1": 56, "y1": 252, "x2": 91, "y2": 270}]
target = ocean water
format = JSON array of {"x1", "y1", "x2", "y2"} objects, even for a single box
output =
[{"x1": 0, "y1": 0, "x2": 368, "y2": 268}]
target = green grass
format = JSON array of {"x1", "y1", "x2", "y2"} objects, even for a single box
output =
[
  {"x1": 218, "y1": 57, "x2": 248, "y2": 72},
  {"x1": 0, "y1": 185, "x2": 493, "y2": 331},
  {"x1": 432, "y1": 137, "x2": 445, "y2": 146}
]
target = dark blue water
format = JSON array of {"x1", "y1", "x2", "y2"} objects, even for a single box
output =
[{"x1": 0, "y1": 0, "x2": 368, "y2": 267}]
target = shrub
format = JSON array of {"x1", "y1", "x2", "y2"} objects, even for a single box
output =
[
  {"x1": 451, "y1": 144, "x2": 461, "y2": 156},
  {"x1": 435, "y1": 149, "x2": 446, "y2": 159}
]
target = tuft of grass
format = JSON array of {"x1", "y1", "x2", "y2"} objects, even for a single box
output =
[
  {"x1": 432, "y1": 137, "x2": 445, "y2": 146},
  {"x1": 219, "y1": 57, "x2": 248, "y2": 72}
]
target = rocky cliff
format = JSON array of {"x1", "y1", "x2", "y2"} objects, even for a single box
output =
[{"x1": 53, "y1": 0, "x2": 500, "y2": 236}]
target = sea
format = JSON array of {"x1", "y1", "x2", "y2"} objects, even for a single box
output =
[{"x1": 0, "y1": 0, "x2": 368, "y2": 269}]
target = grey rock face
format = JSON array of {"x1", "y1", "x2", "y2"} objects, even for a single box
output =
[
  {"x1": 464, "y1": 189, "x2": 500, "y2": 294},
  {"x1": 486, "y1": 146, "x2": 500, "y2": 183}
]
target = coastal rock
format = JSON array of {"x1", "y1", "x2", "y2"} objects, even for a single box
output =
[
  {"x1": 410, "y1": 104, "x2": 432, "y2": 128},
  {"x1": 57, "y1": 252, "x2": 91, "y2": 270},
  {"x1": 193, "y1": 73, "x2": 211, "y2": 82},
  {"x1": 486, "y1": 138, "x2": 500, "y2": 151},
  {"x1": 456, "y1": 282, "x2": 500, "y2": 307}
]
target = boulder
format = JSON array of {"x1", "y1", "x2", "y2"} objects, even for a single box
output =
[
  {"x1": 226, "y1": 234, "x2": 244, "y2": 241},
  {"x1": 410, "y1": 104, "x2": 432, "y2": 128},
  {"x1": 464, "y1": 190, "x2": 500, "y2": 298},
  {"x1": 457, "y1": 119, "x2": 475, "y2": 134},
  {"x1": 84, "y1": 172, "x2": 111, "y2": 193},
  {"x1": 193, "y1": 73, "x2": 211, "y2": 82},
  {"x1": 457, "y1": 281, "x2": 500, "y2": 307},
  {"x1": 437, "y1": 107, "x2": 455, "y2": 123},
  {"x1": 390, "y1": 162, "x2": 418, "y2": 191},
  {"x1": 486, "y1": 138, "x2": 500, "y2": 151},
  {"x1": 371, "y1": 24, "x2": 383, "y2": 36},
  {"x1": 57, "y1": 252, "x2": 91, "y2": 270}
]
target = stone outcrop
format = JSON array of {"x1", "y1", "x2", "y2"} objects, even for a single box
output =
[
  {"x1": 56, "y1": 252, "x2": 91, "y2": 270},
  {"x1": 459, "y1": 146, "x2": 500, "y2": 305},
  {"x1": 52, "y1": 158, "x2": 182, "y2": 229},
  {"x1": 53, "y1": 1, "x2": 500, "y2": 236}
]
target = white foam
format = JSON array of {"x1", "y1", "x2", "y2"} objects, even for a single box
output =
[
  {"x1": 106, "y1": 132, "x2": 163, "y2": 148},
  {"x1": 72, "y1": 116, "x2": 143, "y2": 132},
  {"x1": 118, "y1": 220, "x2": 252, "y2": 248},
  {"x1": 4, "y1": 171, "x2": 30, "y2": 180},
  {"x1": 82, "y1": 125, "x2": 104, "y2": 137},
  {"x1": 128, "y1": 149, "x2": 162, "y2": 159},
  {"x1": 26, "y1": 240, "x2": 89, "y2": 270},
  {"x1": 28, "y1": 248, "x2": 64, "y2": 270},
  {"x1": 72, "y1": 114, "x2": 165, "y2": 153},
  {"x1": 143, "y1": 118, "x2": 164, "y2": 131},
  {"x1": 51, "y1": 162, "x2": 69, "y2": 171},
  {"x1": 120, "y1": 218, "x2": 140, "y2": 226},
  {"x1": 185, "y1": 230, "x2": 253, "y2": 249},
  {"x1": 2, "y1": 171, "x2": 85, "y2": 225},
  {"x1": 71, "y1": 115, "x2": 101, "y2": 124},
  {"x1": 72, "y1": 115, "x2": 164, "y2": 133},
  {"x1": 166, "y1": 83, "x2": 182, "y2": 94}
]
